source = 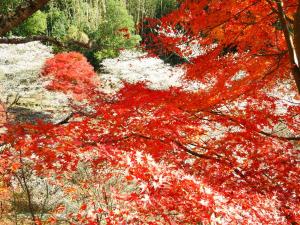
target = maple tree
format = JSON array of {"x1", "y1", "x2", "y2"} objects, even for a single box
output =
[{"x1": 0, "y1": 0, "x2": 300, "y2": 224}]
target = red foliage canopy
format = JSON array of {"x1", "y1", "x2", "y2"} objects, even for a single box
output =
[{"x1": 1, "y1": 0, "x2": 300, "y2": 224}]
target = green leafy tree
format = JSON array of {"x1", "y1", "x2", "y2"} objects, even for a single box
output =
[
  {"x1": 0, "y1": 0, "x2": 23, "y2": 14},
  {"x1": 0, "y1": 0, "x2": 177, "y2": 66},
  {"x1": 46, "y1": 5, "x2": 69, "y2": 39},
  {"x1": 93, "y1": 0, "x2": 141, "y2": 60},
  {"x1": 154, "y1": 0, "x2": 178, "y2": 18},
  {"x1": 126, "y1": 0, "x2": 178, "y2": 25},
  {"x1": 14, "y1": 10, "x2": 47, "y2": 36},
  {"x1": 45, "y1": 0, "x2": 140, "y2": 64}
]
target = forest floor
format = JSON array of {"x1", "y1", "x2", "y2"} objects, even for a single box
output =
[{"x1": 0, "y1": 42, "x2": 205, "y2": 124}]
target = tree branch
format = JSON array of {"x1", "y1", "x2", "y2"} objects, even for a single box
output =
[
  {"x1": 210, "y1": 110, "x2": 300, "y2": 141},
  {"x1": 55, "y1": 113, "x2": 74, "y2": 125},
  {"x1": 0, "y1": 36, "x2": 93, "y2": 49},
  {"x1": 0, "y1": 0, "x2": 51, "y2": 36}
]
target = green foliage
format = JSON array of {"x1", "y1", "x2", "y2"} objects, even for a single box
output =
[
  {"x1": 94, "y1": 49, "x2": 119, "y2": 60},
  {"x1": 46, "y1": 0, "x2": 140, "y2": 64},
  {"x1": 93, "y1": 0, "x2": 141, "y2": 61},
  {"x1": 0, "y1": 0, "x2": 23, "y2": 14},
  {"x1": 14, "y1": 11, "x2": 47, "y2": 36},
  {"x1": 155, "y1": 0, "x2": 178, "y2": 18},
  {"x1": 126, "y1": 0, "x2": 179, "y2": 25},
  {"x1": 47, "y1": 0, "x2": 105, "y2": 39},
  {"x1": 46, "y1": 6, "x2": 69, "y2": 39},
  {"x1": 66, "y1": 25, "x2": 89, "y2": 44},
  {"x1": 0, "y1": 0, "x2": 177, "y2": 65}
]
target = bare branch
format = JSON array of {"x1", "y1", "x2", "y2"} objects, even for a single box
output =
[{"x1": 0, "y1": 35, "x2": 93, "y2": 49}]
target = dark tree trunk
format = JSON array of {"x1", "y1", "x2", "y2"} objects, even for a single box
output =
[
  {"x1": 275, "y1": 0, "x2": 300, "y2": 94},
  {"x1": 293, "y1": 1, "x2": 300, "y2": 93},
  {"x1": 0, "y1": 0, "x2": 50, "y2": 36}
]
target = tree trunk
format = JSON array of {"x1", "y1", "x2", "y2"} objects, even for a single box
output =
[
  {"x1": 0, "y1": 0, "x2": 50, "y2": 36},
  {"x1": 275, "y1": 0, "x2": 300, "y2": 94},
  {"x1": 292, "y1": 1, "x2": 300, "y2": 93}
]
